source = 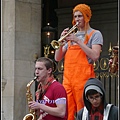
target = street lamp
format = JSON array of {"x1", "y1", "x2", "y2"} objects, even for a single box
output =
[{"x1": 41, "y1": 23, "x2": 57, "y2": 58}]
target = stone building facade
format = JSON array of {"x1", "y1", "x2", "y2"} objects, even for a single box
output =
[
  {"x1": 1, "y1": 0, "x2": 118, "y2": 120},
  {"x1": 2, "y1": 0, "x2": 42, "y2": 120}
]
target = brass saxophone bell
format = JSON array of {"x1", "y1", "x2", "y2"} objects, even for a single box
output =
[{"x1": 23, "y1": 113, "x2": 35, "y2": 120}]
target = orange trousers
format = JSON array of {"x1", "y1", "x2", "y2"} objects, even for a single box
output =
[{"x1": 63, "y1": 30, "x2": 95, "y2": 120}]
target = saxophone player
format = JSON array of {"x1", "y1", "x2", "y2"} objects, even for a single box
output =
[{"x1": 28, "y1": 57, "x2": 68, "y2": 120}]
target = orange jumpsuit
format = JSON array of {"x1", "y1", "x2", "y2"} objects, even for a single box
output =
[{"x1": 63, "y1": 30, "x2": 95, "y2": 120}]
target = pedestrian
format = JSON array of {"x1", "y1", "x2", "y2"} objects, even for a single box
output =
[{"x1": 76, "y1": 78, "x2": 118, "y2": 120}]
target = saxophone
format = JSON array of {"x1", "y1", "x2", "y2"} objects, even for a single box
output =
[{"x1": 23, "y1": 76, "x2": 37, "y2": 120}]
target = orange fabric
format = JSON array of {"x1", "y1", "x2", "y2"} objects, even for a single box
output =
[
  {"x1": 72, "y1": 4, "x2": 92, "y2": 45},
  {"x1": 63, "y1": 30, "x2": 95, "y2": 120},
  {"x1": 72, "y1": 4, "x2": 92, "y2": 25}
]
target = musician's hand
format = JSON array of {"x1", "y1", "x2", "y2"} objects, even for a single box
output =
[
  {"x1": 59, "y1": 28, "x2": 69, "y2": 46},
  {"x1": 60, "y1": 28, "x2": 69, "y2": 38},
  {"x1": 28, "y1": 101, "x2": 41, "y2": 110},
  {"x1": 66, "y1": 33, "x2": 79, "y2": 43}
]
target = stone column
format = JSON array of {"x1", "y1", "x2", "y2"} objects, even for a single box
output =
[
  {"x1": 2, "y1": 79, "x2": 7, "y2": 120},
  {"x1": 2, "y1": 0, "x2": 42, "y2": 120}
]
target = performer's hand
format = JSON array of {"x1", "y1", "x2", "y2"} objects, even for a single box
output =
[
  {"x1": 28, "y1": 101, "x2": 41, "y2": 110},
  {"x1": 60, "y1": 28, "x2": 69, "y2": 38},
  {"x1": 66, "y1": 33, "x2": 79, "y2": 43},
  {"x1": 59, "y1": 28, "x2": 70, "y2": 46}
]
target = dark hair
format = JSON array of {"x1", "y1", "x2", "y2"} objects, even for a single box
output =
[
  {"x1": 36, "y1": 57, "x2": 54, "y2": 71},
  {"x1": 86, "y1": 89, "x2": 101, "y2": 97},
  {"x1": 86, "y1": 89, "x2": 103, "y2": 103}
]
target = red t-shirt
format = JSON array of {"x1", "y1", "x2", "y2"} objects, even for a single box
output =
[{"x1": 36, "y1": 80, "x2": 68, "y2": 120}]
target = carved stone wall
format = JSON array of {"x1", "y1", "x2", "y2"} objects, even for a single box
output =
[{"x1": 2, "y1": 0, "x2": 42, "y2": 120}]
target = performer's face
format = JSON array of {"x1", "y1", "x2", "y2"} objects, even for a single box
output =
[
  {"x1": 73, "y1": 11, "x2": 85, "y2": 28},
  {"x1": 87, "y1": 93, "x2": 102, "y2": 107},
  {"x1": 35, "y1": 61, "x2": 51, "y2": 83}
]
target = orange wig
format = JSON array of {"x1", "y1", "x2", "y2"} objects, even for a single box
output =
[
  {"x1": 72, "y1": 4, "x2": 92, "y2": 25},
  {"x1": 72, "y1": 4, "x2": 92, "y2": 40}
]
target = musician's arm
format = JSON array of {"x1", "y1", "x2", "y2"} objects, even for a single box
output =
[{"x1": 55, "y1": 45, "x2": 67, "y2": 61}]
